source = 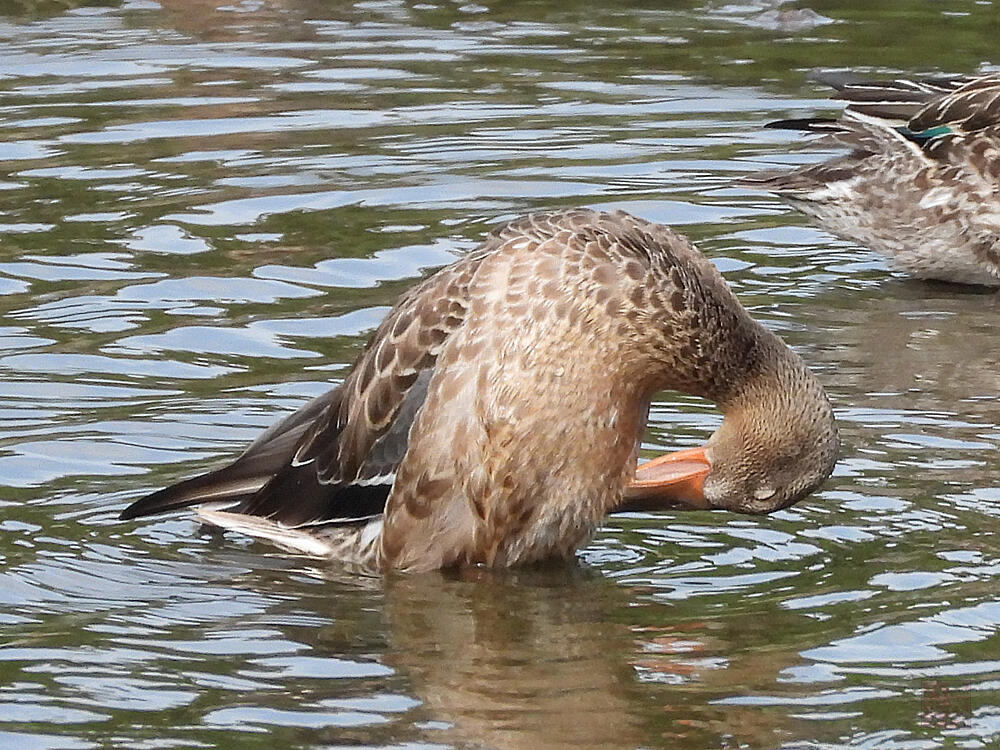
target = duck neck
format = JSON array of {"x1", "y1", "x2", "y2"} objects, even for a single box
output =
[
  {"x1": 700, "y1": 323, "x2": 802, "y2": 411},
  {"x1": 706, "y1": 325, "x2": 837, "y2": 506}
]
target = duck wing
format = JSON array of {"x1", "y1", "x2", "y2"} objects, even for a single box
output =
[
  {"x1": 821, "y1": 72, "x2": 975, "y2": 123},
  {"x1": 894, "y1": 74, "x2": 1000, "y2": 134},
  {"x1": 119, "y1": 247, "x2": 487, "y2": 527},
  {"x1": 118, "y1": 386, "x2": 343, "y2": 520},
  {"x1": 745, "y1": 73, "x2": 1000, "y2": 193}
]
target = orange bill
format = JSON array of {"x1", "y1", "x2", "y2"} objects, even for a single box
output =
[{"x1": 617, "y1": 446, "x2": 711, "y2": 512}]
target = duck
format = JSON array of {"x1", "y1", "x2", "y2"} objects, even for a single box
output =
[
  {"x1": 740, "y1": 72, "x2": 1000, "y2": 286},
  {"x1": 119, "y1": 209, "x2": 838, "y2": 573}
]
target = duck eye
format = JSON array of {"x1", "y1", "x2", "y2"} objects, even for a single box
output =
[{"x1": 753, "y1": 486, "x2": 776, "y2": 501}]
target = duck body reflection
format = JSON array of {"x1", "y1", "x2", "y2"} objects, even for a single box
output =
[{"x1": 234, "y1": 560, "x2": 813, "y2": 750}]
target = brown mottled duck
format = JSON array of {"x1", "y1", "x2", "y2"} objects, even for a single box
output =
[{"x1": 120, "y1": 209, "x2": 838, "y2": 573}]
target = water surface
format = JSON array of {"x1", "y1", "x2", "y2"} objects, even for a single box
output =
[{"x1": 2, "y1": 1, "x2": 1000, "y2": 748}]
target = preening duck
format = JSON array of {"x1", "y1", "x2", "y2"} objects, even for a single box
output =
[
  {"x1": 741, "y1": 72, "x2": 1000, "y2": 286},
  {"x1": 120, "y1": 209, "x2": 838, "y2": 573}
]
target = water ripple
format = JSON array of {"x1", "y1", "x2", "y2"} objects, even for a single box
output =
[{"x1": 2, "y1": 1, "x2": 1000, "y2": 749}]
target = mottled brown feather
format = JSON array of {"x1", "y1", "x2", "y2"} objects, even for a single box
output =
[
  {"x1": 121, "y1": 209, "x2": 837, "y2": 572},
  {"x1": 742, "y1": 72, "x2": 1000, "y2": 286}
]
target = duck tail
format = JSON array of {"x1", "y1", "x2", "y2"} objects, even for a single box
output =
[
  {"x1": 118, "y1": 463, "x2": 267, "y2": 520},
  {"x1": 764, "y1": 117, "x2": 844, "y2": 133},
  {"x1": 119, "y1": 386, "x2": 344, "y2": 521}
]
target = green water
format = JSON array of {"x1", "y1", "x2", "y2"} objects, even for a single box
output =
[{"x1": 2, "y1": 1, "x2": 1000, "y2": 748}]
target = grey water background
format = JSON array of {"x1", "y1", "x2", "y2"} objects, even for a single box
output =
[{"x1": 2, "y1": 0, "x2": 1000, "y2": 748}]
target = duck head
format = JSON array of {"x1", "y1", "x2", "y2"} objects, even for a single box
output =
[{"x1": 623, "y1": 348, "x2": 839, "y2": 516}]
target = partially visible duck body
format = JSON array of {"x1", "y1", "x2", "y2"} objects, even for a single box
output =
[
  {"x1": 741, "y1": 72, "x2": 1000, "y2": 287},
  {"x1": 120, "y1": 209, "x2": 838, "y2": 573}
]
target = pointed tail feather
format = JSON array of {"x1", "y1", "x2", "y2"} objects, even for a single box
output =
[
  {"x1": 120, "y1": 387, "x2": 344, "y2": 521},
  {"x1": 119, "y1": 466, "x2": 269, "y2": 520},
  {"x1": 764, "y1": 117, "x2": 844, "y2": 133}
]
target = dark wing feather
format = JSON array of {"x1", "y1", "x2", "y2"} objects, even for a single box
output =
[
  {"x1": 763, "y1": 117, "x2": 842, "y2": 134},
  {"x1": 227, "y1": 461, "x2": 392, "y2": 526},
  {"x1": 121, "y1": 248, "x2": 487, "y2": 527},
  {"x1": 908, "y1": 75, "x2": 1000, "y2": 133},
  {"x1": 818, "y1": 72, "x2": 972, "y2": 122},
  {"x1": 816, "y1": 70, "x2": 969, "y2": 98},
  {"x1": 815, "y1": 72, "x2": 1000, "y2": 133},
  {"x1": 233, "y1": 367, "x2": 436, "y2": 525},
  {"x1": 760, "y1": 115, "x2": 889, "y2": 154},
  {"x1": 119, "y1": 387, "x2": 343, "y2": 520}
]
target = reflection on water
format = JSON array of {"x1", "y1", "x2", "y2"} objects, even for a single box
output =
[
  {"x1": 2, "y1": 0, "x2": 1000, "y2": 748},
  {"x1": 384, "y1": 569, "x2": 648, "y2": 750}
]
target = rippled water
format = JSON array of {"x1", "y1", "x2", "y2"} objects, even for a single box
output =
[{"x1": 2, "y1": 1, "x2": 1000, "y2": 748}]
